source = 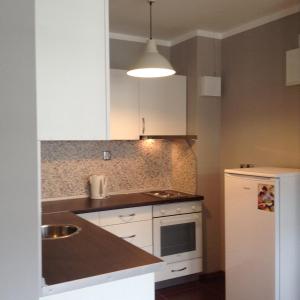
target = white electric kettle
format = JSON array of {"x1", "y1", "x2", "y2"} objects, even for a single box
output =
[{"x1": 89, "y1": 175, "x2": 108, "y2": 199}]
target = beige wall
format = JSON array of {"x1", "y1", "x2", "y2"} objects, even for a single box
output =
[
  {"x1": 221, "y1": 13, "x2": 300, "y2": 169},
  {"x1": 0, "y1": 0, "x2": 40, "y2": 298},
  {"x1": 171, "y1": 36, "x2": 222, "y2": 273},
  {"x1": 220, "y1": 13, "x2": 300, "y2": 268}
]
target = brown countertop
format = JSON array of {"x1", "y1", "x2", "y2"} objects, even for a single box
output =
[
  {"x1": 42, "y1": 192, "x2": 204, "y2": 214},
  {"x1": 42, "y1": 212, "x2": 162, "y2": 287}
]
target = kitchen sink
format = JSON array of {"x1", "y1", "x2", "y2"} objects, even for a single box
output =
[{"x1": 41, "y1": 224, "x2": 81, "y2": 240}]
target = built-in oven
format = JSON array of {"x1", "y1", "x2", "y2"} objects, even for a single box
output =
[{"x1": 153, "y1": 201, "x2": 202, "y2": 264}]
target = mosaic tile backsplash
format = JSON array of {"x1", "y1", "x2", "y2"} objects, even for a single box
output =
[{"x1": 41, "y1": 140, "x2": 196, "y2": 199}]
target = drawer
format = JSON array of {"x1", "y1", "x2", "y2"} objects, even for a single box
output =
[
  {"x1": 155, "y1": 258, "x2": 203, "y2": 282},
  {"x1": 99, "y1": 206, "x2": 152, "y2": 226},
  {"x1": 102, "y1": 219, "x2": 153, "y2": 248},
  {"x1": 153, "y1": 201, "x2": 202, "y2": 217},
  {"x1": 78, "y1": 212, "x2": 100, "y2": 226}
]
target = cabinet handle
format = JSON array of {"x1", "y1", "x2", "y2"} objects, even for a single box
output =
[
  {"x1": 119, "y1": 213, "x2": 135, "y2": 218},
  {"x1": 142, "y1": 117, "x2": 145, "y2": 134},
  {"x1": 171, "y1": 267, "x2": 187, "y2": 273},
  {"x1": 121, "y1": 234, "x2": 136, "y2": 239},
  {"x1": 119, "y1": 213, "x2": 136, "y2": 221}
]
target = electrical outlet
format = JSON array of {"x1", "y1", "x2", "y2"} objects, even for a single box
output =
[
  {"x1": 246, "y1": 164, "x2": 255, "y2": 168},
  {"x1": 240, "y1": 163, "x2": 255, "y2": 168},
  {"x1": 103, "y1": 151, "x2": 111, "y2": 160}
]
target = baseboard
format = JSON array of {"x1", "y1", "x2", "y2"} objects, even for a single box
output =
[
  {"x1": 155, "y1": 271, "x2": 225, "y2": 290},
  {"x1": 198, "y1": 270, "x2": 225, "y2": 280}
]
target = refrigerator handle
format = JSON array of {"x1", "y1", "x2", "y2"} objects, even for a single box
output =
[{"x1": 225, "y1": 173, "x2": 276, "y2": 181}]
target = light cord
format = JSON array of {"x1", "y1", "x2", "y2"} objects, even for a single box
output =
[{"x1": 149, "y1": 0, "x2": 154, "y2": 39}]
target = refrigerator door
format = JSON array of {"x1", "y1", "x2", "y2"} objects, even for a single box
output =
[{"x1": 225, "y1": 174, "x2": 279, "y2": 300}]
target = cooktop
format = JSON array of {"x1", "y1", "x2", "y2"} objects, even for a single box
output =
[{"x1": 145, "y1": 190, "x2": 190, "y2": 199}]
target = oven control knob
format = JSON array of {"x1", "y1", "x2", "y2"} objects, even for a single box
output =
[
  {"x1": 160, "y1": 209, "x2": 166, "y2": 215},
  {"x1": 192, "y1": 206, "x2": 196, "y2": 210},
  {"x1": 176, "y1": 208, "x2": 181, "y2": 212}
]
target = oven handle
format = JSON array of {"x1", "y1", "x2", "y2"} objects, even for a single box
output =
[{"x1": 159, "y1": 215, "x2": 200, "y2": 226}]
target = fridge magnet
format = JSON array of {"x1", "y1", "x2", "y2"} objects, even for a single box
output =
[{"x1": 257, "y1": 184, "x2": 275, "y2": 212}]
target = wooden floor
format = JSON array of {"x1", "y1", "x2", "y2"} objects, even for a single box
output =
[{"x1": 156, "y1": 276, "x2": 225, "y2": 300}]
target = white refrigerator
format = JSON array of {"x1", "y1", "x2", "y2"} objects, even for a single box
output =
[{"x1": 225, "y1": 167, "x2": 300, "y2": 300}]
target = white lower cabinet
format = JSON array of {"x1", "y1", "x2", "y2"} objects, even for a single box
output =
[
  {"x1": 78, "y1": 206, "x2": 153, "y2": 253},
  {"x1": 78, "y1": 203, "x2": 202, "y2": 283},
  {"x1": 155, "y1": 258, "x2": 203, "y2": 282},
  {"x1": 40, "y1": 273, "x2": 155, "y2": 300},
  {"x1": 102, "y1": 220, "x2": 152, "y2": 248}
]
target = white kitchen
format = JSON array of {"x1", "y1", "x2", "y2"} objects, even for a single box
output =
[{"x1": 0, "y1": 0, "x2": 300, "y2": 300}]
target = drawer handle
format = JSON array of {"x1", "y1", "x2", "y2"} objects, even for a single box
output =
[
  {"x1": 171, "y1": 267, "x2": 187, "y2": 273},
  {"x1": 119, "y1": 213, "x2": 136, "y2": 220},
  {"x1": 121, "y1": 234, "x2": 136, "y2": 239}
]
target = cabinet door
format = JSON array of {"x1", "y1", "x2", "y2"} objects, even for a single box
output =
[
  {"x1": 109, "y1": 69, "x2": 140, "y2": 140},
  {"x1": 139, "y1": 75, "x2": 186, "y2": 136},
  {"x1": 36, "y1": 0, "x2": 109, "y2": 140}
]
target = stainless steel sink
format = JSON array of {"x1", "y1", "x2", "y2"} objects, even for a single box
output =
[{"x1": 41, "y1": 224, "x2": 81, "y2": 240}]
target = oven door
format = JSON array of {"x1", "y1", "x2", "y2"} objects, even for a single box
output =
[{"x1": 153, "y1": 213, "x2": 202, "y2": 263}]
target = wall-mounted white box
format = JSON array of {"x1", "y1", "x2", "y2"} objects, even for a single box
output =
[
  {"x1": 286, "y1": 48, "x2": 300, "y2": 86},
  {"x1": 199, "y1": 76, "x2": 221, "y2": 97}
]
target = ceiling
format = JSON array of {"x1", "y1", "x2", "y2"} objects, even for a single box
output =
[{"x1": 109, "y1": 0, "x2": 299, "y2": 40}]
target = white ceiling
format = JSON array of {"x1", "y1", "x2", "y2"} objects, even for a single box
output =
[{"x1": 109, "y1": 0, "x2": 299, "y2": 40}]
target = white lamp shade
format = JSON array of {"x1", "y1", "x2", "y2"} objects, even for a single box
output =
[{"x1": 127, "y1": 39, "x2": 176, "y2": 78}]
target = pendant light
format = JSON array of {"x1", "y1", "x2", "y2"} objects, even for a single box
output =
[{"x1": 127, "y1": 0, "x2": 176, "y2": 78}]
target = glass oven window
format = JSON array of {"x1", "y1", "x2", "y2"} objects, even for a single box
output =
[{"x1": 160, "y1": 222, "x2": 196, "y2": 257}]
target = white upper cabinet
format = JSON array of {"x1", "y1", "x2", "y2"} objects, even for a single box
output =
[
  {"x1": 36, "y1": 0, "x2": 109, "y2": 140},
  {"x1": 109, "y1": 70, "x2": 140, "y2": 140},
  {"x1": 139, "y1": 75, "x2": 187, "y2": 136},
  {"x1": 109, "y1": 72, "x2": 187, "y2": 139}
]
